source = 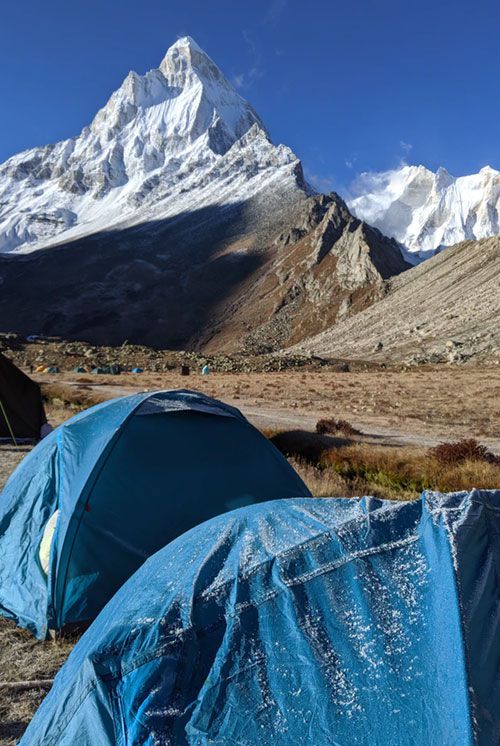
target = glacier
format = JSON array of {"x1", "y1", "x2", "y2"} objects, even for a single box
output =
[
  {"x1": 349, "y1": 164, "x2": 500, "y2": 261},
  {"x1": 0, "y1": 36, "x2": 307, "y2": 255}
]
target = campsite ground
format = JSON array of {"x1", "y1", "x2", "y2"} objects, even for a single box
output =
[
  {"x1": 0, "y1": 362, "x2": 499, "y2": 742},
  {"x1": 40, "y1": 364, "x2": 500, "y2": 452}
]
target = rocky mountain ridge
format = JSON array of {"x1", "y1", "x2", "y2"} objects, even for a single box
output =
[
  {"x1": 0, "y1": 191, "x2": 409, "y2": 351},
  {"x1": 291, "y1": 235, "x2": 500, "y2": 364},
  {"x1": 0, "y1": 37, "x2": 497, "y2": 364},
  {"x1": 199, "y1": 193, "x2": 410, "y2": 353}
]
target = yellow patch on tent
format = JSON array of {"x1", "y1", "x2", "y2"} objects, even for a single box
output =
[{"x1": 39, "y1": 509, "x2": 59, "y2": 575}]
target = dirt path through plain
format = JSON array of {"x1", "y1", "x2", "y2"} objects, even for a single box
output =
[{"x1": 45, "y1": 367, "x2": 500, "y2": 454}]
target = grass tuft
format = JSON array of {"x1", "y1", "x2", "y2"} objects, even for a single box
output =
[
  {"x1": 430, "y1": 438, "x2": 499, "y2": 466},
  {"x1": 316, "y1": 418, "x2": 362, "y2": 436}
]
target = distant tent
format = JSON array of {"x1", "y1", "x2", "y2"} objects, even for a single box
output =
[
  {"x1": 0, "y1": 389, "x2": 310, "y2": 637},
  {"x1": 131, "y1": 367, "x2": 143, "y2": 373},
  {"x1": 91, "y1": 365, "x2": 121, "y2": 375},
  {"x1": 21, "y1": 491, "x2": 500, "y2": 745},
  {"x1": 0, "y1": 352, "x2": 46, "y2": 441}
]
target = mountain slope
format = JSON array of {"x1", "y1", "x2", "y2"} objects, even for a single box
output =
[
  {"x1": 0, "y1": 36, "x2": 306, "y2": 255},
  {"x1": 291, "y1": 236, "x2": 500, "y2": 363},
  {"x1": 0, "y1": 193, "x2": 409, "y2": 350},
  {"x1": 198, "y1": 193, "x2": 410, "y2": 352},
  {"x1": 349, "y1": 165, "x2": 500, "y2": 261},
  {"x1": 0, "y1": 37, "x2": 413, "y2": 350}
]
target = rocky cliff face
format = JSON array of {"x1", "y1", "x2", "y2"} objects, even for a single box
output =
[
  {"x1": 0, "y1": 192, "x2": 409, "y2": 351},
  {"x1": 198, "y1": 193, "x2": 410, "y2": 353},
  {"x1": 291, "y1": 235, "x2": 500, "y2": 364}
]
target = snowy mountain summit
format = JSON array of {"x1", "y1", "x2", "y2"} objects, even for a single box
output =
[
  {"x1": 0, "y1": 36, "x2": 305, "y2": 254},
  {"x1": 349, "y1": 164, "x2": 500, "y2": 261}
]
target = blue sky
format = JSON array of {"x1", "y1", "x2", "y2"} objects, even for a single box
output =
[{"x1": 1, "y1": 0, "x2": 500, "y2": 194}]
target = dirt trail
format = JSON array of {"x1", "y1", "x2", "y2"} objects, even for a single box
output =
[
  {"x1": 53, "y1": 370, "x2": 500, "y2": 454},
  {"x1": 239, "y1": 405, "x2": 482, "y2": 450}
]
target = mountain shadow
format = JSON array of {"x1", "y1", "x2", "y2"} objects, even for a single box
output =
[{"x1": 0, "y1": 200, "x2": 269, "y2": 348}]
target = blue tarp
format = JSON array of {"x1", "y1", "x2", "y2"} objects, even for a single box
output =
[
  {"x1": 0, "y1": 390, "x2": 309, "y2": 637},
  {"x1": 21, "y1": 490, "x2": 500, "y2": 745}
]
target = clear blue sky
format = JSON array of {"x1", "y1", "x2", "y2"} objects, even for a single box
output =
[{"x1": 2, "y1": 0, "x2": 499, "y2": 193}]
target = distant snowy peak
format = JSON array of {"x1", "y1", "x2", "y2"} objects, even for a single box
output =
[
  {"x1": 349, "y1": 164, "x2": 500, "y2": 261},
  {"x1": 0, "y1": 36, "x2": 305, "y2": 254}
]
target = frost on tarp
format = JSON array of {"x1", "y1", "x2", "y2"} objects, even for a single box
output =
[{"x1": 21, "y1": 491, "x2": 500, "y2": 745}]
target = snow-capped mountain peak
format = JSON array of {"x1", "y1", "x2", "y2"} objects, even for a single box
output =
[
  {"x1": 349, "y1": 163, "x2": 500, "y2": 261},
  {"x1": 159, "y1": 35, "x2": 230, "y2": 88},
  {"x1": 0, "y1": 37, "x2": 304, "y2": 254}
]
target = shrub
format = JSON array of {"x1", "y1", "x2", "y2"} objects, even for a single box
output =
[
  {"x1": 430, "y1": 439, "x2": 499, "y2": 466},
  {"x1": 316, "y1": 418, "x2": 361, "y2": 436},
  {"x1": 319, "y1": 443, "x2": 500, "y2": 501},
  {"x1": 41, "y1": 383, "x2": 109, "y2": 412}
]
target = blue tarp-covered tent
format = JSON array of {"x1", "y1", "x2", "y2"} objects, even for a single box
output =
[
  {"x1": 21, "y1": 490, "x2": 500, "y2": 745},
  {"x1": 0, "y1": 390, "x2": 309, "y2": 638}
]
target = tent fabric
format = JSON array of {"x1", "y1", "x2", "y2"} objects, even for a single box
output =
[
  {"x1": 0, "y1": 352, "x2": 46, "y2": 440},
  {"x1": 21, "y1": 490, "x2": 500, "y2": 745},
  {"x1": 0, "y1": 389, "x2": 309, "y2": 638}
]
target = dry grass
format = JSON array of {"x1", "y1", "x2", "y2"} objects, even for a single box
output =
[
  {"x1": 265, "y1": 426, "x2": 500, "y2": 501},
  {"x1": 0, "y1": 618, "x2": 74, "y2": 745},
  {"x1": 28, "y1": 363, "x2": 500, "y2": 445},
  {"x1": 316, "y1": 418, "x2": 362, "y2": 436},
  {"x1": 41, "y1": 382, "x2": 109, "y2": 411},
  {"x1": 289, "y1": 458, "x2": 351, "y2": 497},
  {"x1": 320, "y1": 443, "x2": 500, "y2": 500},
  {"x1": 430, "y1": 438, "x2": 499, "y2": 465}
]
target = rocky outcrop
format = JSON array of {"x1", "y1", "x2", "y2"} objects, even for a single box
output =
[
  {"x1": 0, "y1": 190, "x2": 410, "y2": 352},
  {"x1": 200, "y1": 193, "x2": 410, "y2": 353},
  {"x1": 290, "y1": 235, "x2": 500, "y2": 364}
]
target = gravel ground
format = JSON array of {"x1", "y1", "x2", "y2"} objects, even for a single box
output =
[{"x1": 0, "y1": 446, "x2": 30, "y2": 491}]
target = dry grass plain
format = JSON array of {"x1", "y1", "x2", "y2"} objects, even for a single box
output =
[
  {"x1": 0, "y1": 363, "x2": 499, "y2": 742},
  {"x1": 40, "y1": 364, "x2": 500, "y2": 446}
]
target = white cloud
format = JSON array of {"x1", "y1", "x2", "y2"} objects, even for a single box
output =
[
  {"x1": 400, "y1": 140, "x2": 413, "y2": 153},
  {"x1": 346, "y1": 168, "x2": 399, "y2": 202},
  {"x1": 232, "y1": 66, "x2": 264, "y2": 90}
]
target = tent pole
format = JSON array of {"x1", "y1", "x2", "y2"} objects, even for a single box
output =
[{"x1": 0, "y1": 398, "x2": 18, "y2": 447}]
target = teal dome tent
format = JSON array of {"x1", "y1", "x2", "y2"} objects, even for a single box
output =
[
  {"x1": 0, "y1": 390, "x2": 310, "y2": 638},
  {"x1": 21, "y1": 491, "x2": 500, "y2": 745}
]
